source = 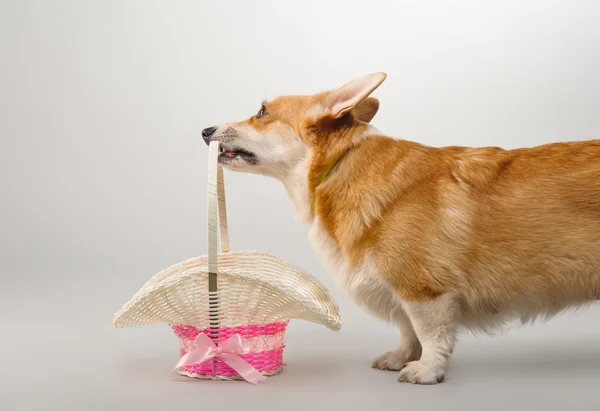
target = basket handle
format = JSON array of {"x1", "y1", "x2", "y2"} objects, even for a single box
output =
[{"x1": 208, "y1": 141, "x2": 230, "y2": 276}]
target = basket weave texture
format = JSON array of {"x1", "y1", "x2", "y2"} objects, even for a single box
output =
[{"x1": 113, "y1": 142, "x2": 342, "y2": 381}]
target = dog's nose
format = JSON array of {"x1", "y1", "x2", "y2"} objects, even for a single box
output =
[{"x1": 202, "y1": 126, "x2": 217, "y2": 144}]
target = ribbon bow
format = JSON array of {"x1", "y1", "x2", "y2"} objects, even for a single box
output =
[{"x1": 172, "y1": 333, "x2": 266, "y2": 384}]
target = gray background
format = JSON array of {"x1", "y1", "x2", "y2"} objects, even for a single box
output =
[{"x1": 2, "y1": 1, "x2": 600, "y2": 410}]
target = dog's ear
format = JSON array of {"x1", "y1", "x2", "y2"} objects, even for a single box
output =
[
  {"x1": 325, "y1": 72, "x2": 386, "y2": 119},
  {"x1": 352, "y1": 97, "x2": 379, "y2": 123}
]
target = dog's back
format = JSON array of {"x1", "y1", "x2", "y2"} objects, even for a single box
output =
[{"x1": 454, "y1": 140, "x2": 600, "y2": 323}]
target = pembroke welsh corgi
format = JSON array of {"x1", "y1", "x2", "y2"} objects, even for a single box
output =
[{"x1": 202, "y1": 73, "x2": 600, "y2": 384}]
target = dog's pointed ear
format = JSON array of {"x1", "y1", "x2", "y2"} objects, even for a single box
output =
[
  {"x1": 326, "y1": 72, "x2": 386, "y2": 119},
  {"x1": 352, "y1": 97, "x2": 379, "y2": 123}
]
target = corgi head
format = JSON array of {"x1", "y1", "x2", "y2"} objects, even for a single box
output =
[{"x1": 202, "y1": 73, "x2": 387, "y2": 180}]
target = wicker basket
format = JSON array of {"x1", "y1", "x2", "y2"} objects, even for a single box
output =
[{"x1": 114, "y1": 141, "x2": 342, "y2": 383}]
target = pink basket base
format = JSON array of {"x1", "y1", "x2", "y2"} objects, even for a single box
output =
[{"x1": 171, "y1": 321, "x2": 289, "y2": 380}]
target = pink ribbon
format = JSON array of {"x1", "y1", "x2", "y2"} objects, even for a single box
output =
[{"x1": 172, "y1": 333, "x2": 266, "y2": 384}]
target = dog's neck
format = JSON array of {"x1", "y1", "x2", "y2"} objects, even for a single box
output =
[
  {"x1": 281, "y1": 156, "x2": 313, "y2": 223},
  {"x1": 280, "y1": 124, "x2": 381, "y2": 224}
]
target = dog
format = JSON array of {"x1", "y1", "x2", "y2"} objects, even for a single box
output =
[{"x1": 202, "y1": 73, "x2": 600, "y2": 384}]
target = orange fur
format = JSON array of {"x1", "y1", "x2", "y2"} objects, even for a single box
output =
[{"x1": 315, "y1": 134, "x2": 600, "y2": 312}]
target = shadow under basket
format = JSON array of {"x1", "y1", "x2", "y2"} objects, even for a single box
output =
[{"x1": 172, "y1": 321, "x2": 289, "y2": 380}]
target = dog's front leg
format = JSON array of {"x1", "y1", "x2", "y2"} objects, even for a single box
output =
[
  {"x1": 372, "y1": 312, "x2": 422, "y2": 370},
  {"x1": 398, "y1": 293, "x2": 459, "y2": 384}
]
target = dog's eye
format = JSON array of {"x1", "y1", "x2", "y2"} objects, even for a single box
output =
[{"x1": 256, "y1": 105, "x2": 267, "y2": 119}]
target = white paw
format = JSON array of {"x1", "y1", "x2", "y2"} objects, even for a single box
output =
[
  {"x1": 371, "y1": 348, "x2": 420, "y2": 371},
  {"x1": 397, "y1": 360, "x2": 446, "y2": 384}
]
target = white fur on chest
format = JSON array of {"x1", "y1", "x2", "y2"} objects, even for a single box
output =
[{"x1": 308, "y1": 218, "x2": 404, "y2": 324}]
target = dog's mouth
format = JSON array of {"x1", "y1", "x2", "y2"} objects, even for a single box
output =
[{"x1": 218, "y1": 145, "x2": 257, "y2": 164}]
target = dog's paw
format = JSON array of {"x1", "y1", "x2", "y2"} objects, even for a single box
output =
[
  {"x1": 397, "y1": 360, "x2": 445, "y2": 385},
  {"x1": 372, "y1": 349, "x2": 415, "y2": 371}
]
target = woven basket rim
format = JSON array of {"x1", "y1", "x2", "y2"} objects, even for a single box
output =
[{"x1": 113, "y1": 250, "x2": 342, "y2": 331}]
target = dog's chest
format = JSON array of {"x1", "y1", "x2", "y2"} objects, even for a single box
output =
[
  {"x1": 308, "y1": 220, "x2": 400, "y2": 322},
  {"x1": 308, "y1": 222, "x2": 351, "y2": 286}
]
